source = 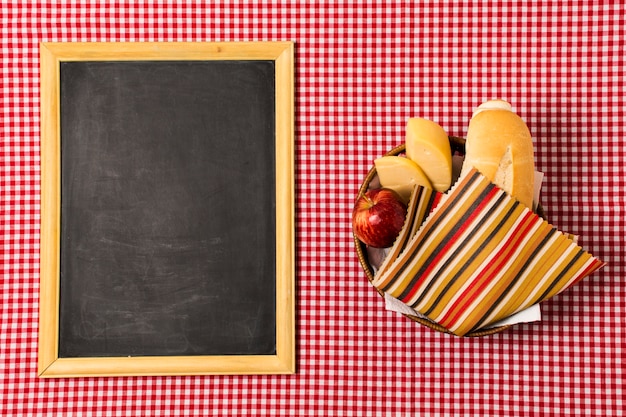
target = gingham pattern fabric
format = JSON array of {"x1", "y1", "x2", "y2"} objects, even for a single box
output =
[{"x1": 1, "y1": 1, "x2": 624, "y2": 416}]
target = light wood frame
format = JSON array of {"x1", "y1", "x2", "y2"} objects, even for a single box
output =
[{"x1": 38, "y1": 42, "x2": 295, "y2": 377}]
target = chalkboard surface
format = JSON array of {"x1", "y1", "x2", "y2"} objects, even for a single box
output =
[{"x1": 58, "y1": 60, "x2": 277, "y2": 357}]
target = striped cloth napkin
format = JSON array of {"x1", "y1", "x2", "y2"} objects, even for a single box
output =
[{"x1": 372, "y1": 168, "x2": 605, "y2": 336}]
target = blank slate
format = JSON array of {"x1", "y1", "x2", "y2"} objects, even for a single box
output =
[{"x1": 39, "y1": 42, "x2": 295, "y2": 377}]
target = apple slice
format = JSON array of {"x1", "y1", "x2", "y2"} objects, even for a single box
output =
[
  {"x1": 374, "y1": 155, "x2": 432, "y2": 203},
  {"x1": 405, "y1": 118, "x2": 453, "y2": 192}
]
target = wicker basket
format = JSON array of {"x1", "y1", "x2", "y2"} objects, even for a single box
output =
[{"x1": 353, "y1": 137, "x2": 516, "y2": 337}]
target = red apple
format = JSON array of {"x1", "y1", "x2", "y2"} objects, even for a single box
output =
[{"x1": 352, "y1": 188, "x2": 407, "y2": 248}]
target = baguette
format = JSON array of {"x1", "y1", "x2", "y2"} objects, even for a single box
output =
[{"x1": 460, "y1": 100, "x2": 535, "y2": 208}]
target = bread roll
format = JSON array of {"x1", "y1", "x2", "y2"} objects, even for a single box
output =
[{"x1": 461, "y1": 101, "x2": 535, "y2": 208}]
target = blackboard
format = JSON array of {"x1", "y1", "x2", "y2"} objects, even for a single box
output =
[
  {"x1": 39, "y1": 42, "x2": 295, "y2": 377},
  {"x1": 59, "y1": 59, "x2": 277, "y2": 357}
]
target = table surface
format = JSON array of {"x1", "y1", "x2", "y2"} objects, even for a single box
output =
[{"x1": 1, "y1": 2, "x2": 623, "y2": 416}]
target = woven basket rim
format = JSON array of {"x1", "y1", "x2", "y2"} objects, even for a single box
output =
[{"x1": 353, "y1": 138, "x2": 513, "y2": 337}]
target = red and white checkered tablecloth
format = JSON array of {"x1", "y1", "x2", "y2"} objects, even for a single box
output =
[{"x1": 1, "y1": 1, "x2": 624, "y2": 416}]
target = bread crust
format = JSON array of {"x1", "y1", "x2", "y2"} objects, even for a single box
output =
[{"x1": 461, "y1": 109, "x2": 535, "y2": 208}]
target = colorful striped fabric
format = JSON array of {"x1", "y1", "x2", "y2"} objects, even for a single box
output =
[
  {"x1": 372, "y1": 169, "x2": 605, "y2": 336},
  {"x1": 373, "y1": 184, "x2": 442, "y2": 277}
]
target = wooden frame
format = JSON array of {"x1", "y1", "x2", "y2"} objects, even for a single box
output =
[{"x1": 38, "y1": 42, "x2": 295, "y2": 377}]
